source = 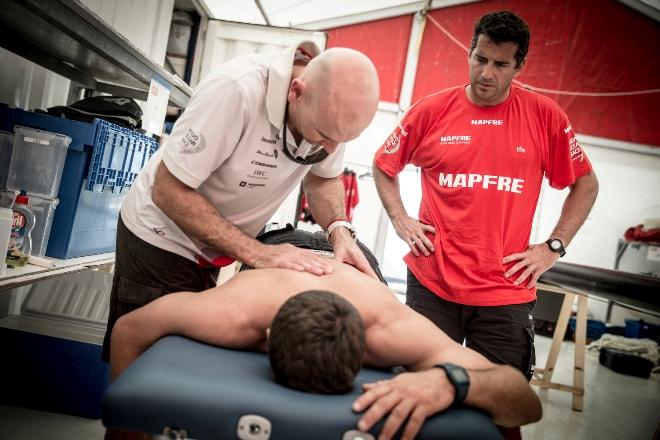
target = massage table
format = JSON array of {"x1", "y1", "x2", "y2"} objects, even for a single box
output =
[{"x1": 103, "y1": 335, "x2": 503, "y2": 439}]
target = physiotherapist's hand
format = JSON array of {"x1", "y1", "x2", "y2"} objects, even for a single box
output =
[
  {"x1": 253, "y1": 243, "x2": 333, "y2": 276},
  {"x1": 330, "y1": 228, "x2": 379, "y2": 280},
  {"x1": 503, "y1": 243, "x2": 560, "y2": 289},
  {"x1": 392, "y1": 215, "x2": 435, "y2": 257},
  {"x1": 353, "y1": 369, "x2": 453, "y2": 440}
]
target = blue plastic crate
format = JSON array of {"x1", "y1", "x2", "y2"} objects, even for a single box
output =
[
  {"x1": 87, "y1": 120, "x2": 158, "y2": 193},
  {"x1": 0, "y1": 104, "x2": 159, "y2": 258},
  {"x1": 624, "y1": 319, "x2": 660, "y2": 339},
  {"x1": 569, "y1": 317, "x2": 607, "y2": 341}
]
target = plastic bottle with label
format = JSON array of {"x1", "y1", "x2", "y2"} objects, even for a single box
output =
[
  {"x1": 0, "y1": 207, "x2": 12, "y2": 277},
  {"x1": 9, "y1": 190, "x2": 36, "y2": 256}
]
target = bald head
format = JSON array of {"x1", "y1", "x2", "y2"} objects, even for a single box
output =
[{"x1": 296, "y1": 48, "x2": 380, "y2": 143}]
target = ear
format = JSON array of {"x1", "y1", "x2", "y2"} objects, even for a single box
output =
[{"x1": 288, "y1": 78, "x2": 305, "y2": 103}]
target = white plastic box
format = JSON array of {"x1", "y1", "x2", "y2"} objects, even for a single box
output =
[{"x1": 6, "y1": 126, "x2": 71, "y2": 198}]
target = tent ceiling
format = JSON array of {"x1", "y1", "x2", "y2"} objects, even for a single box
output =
[{"x1": 201, "y1": 0, "x2": 659, "y2": 29}]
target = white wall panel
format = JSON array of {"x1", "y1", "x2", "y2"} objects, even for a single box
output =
[
  {"x1": 531, "y1": 143, "x2": 660, "y2": 270},
  {"x1": 199, "y1": 20, "x2": 326, "y2": 81},
  {"x1": 0, "y1": 0, "x2": 174, "y2": 112}
]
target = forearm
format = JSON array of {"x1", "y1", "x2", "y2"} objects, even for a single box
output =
[
  {"x1": 373, "y1": 164, "x2": 407, "y2": 221},
  {"x1": 110, "y1": 311, "x2": 160, "y2": 380},
  {"x1": 110, "y1": 292, "x2": 197, "y2": 380},
  {"x1": 302, "y1": 173, "x2": 346, "y2": 229},
  {"x1": 549, "y1": 171, "x2": 598, "y2": 246},
  {"x1": 152, "y1": 163, "x2": 265, "y2": 266},
  {"x1": 465, "y1": 365, "x2": 542, "y2": 427}
]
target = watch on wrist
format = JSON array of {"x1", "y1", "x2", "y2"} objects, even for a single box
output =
[
  {"x1": 434, "y1": 363, "x2": 470, "y2": 406},
  {"x1": 545, "y1": 238, "x2": 566, "y2": 257},
  {"x1": 325, "y1": 220, "x2": 356, "y2": 241}
]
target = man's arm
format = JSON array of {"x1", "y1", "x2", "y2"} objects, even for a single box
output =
[
  {"x1": 503, "y1": 171, "x2": 599, "y2": 288},
  {"x1": 110, "y1": 269, "x2": 284, "y2": 380},
  {"x1": 372, "y1": 163, "x2": 435, "y2": 257},
  {"x1": 353, "y1": 364, "x2": 541, "y2": 440},
  {"x1": 355, "y1": 296, "x2": 541, "y2": 439},
  {"x1": 302, "y1": 172, "x2": 378, "y2": 278},
  {"x1": 152, "y1": 162, "x2": 333, "y2": 275}
]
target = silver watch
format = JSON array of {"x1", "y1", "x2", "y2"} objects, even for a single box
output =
[{"x1": 325, "y1": 220, "x2": 356, "y2": 241}]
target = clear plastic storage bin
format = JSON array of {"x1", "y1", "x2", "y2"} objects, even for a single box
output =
[
  {"x1": 1, "y1": 190, "x2": 59, "y2": 257},
  {"x1": 6, "y1": 126, "x2": 71, "y2": 198},
  {"x1": 0, "y1": 130, "x2": 12, "y2": 190}
]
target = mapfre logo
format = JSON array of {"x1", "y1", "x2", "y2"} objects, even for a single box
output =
[
  {"x1": 384, "y1": 124, "x2": 408, "y2": 154},
  {"x1": 439, "y1": 135, "x2": 471, "y2": 145},
  {"x1": 471, "y1": 119, "x2": 503, "y2": 126}
]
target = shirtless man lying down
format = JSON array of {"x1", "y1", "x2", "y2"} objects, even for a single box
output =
[{"x1": 111, "y1": 259, "x2": 541, "y2": 440}]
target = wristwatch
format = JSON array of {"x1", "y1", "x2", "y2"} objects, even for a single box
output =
[
  {"x1": 434, "y1": 363, "x2": 470, "y2": 406},
  {"x1": 545, "y1": 238, "x2": 566, "y2": 257},
  {"x1": 325, "y1": 220, "x2": 356, "y2": 241}
]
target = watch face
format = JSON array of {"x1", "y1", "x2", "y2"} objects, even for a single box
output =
[
  {"x1": 550, "y1": 240, "x2": 561, "y2": 250},
  {"x1": 451, "y1": 368, "x2": 469, "y2": 383}
]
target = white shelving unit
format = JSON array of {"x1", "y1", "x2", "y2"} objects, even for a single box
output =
[{"x1": 0, "y1": 253, "x2": 114, "y2": 292}]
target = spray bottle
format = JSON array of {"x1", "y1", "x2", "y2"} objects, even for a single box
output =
[
  {"x1": 0, "y1": 207, "x2": 12, "y2": 276},
  {"x1": 9, "y1": 190, "x2": 36, "y2": 257}
]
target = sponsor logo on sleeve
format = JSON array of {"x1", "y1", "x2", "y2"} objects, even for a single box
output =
[
  {"x1": 569, "y1": 136, "x2": 584, "y2": 162},
  {"x1": 384, "y1": 124, "x2": 408, "y2": 154},
  {"x1": 178, "y1": 128, "x2": 205, "y2": 154}
]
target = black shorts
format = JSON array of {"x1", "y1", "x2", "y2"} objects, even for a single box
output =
[
  {"x1": 101, "y1": 215, "x2": 219, "y2": 362},
  {"x1": 406, "y1": 270, "x2": 536, "y2": 380}
]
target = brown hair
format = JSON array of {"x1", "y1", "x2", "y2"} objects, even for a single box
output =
[
  {"x1": 470, "y1": 11, "x2": 530, "y2": 69},
  {"x1": 268, "y1": 290, "x2": 366, "y2": 394}
]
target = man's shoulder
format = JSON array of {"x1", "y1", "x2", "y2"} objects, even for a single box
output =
[
  {"x1": 203, "y1": 53, "x2": 271, "y2": 91},
  {"x1": 197, "y1": 53, "x2": 272, "y2": 110},
  {"x1": 514, "y1": 85, "x2": 566, "y2": 115},
  {"x1": 406, "y1": 86, "x2": 464, "y2": 117},
  {"x1": 418, "y1": 86, "x2": 463, "y2": 106}
]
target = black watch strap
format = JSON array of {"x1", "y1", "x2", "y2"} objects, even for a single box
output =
[{"x1": 434, "y1": 363, "x2": 470, "y2": 406}]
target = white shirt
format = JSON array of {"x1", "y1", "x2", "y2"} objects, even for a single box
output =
[{"x1": 121, "y1": 42, "x2": 346, "y2": 264}]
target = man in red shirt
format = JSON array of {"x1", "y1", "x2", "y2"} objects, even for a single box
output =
[{"x1": 374, "y1": 8, "x2": 598, "y2": 398}]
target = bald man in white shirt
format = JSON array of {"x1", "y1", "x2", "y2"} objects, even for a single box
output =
[{"x1": 102, "y1": 43, "x2": 380, "y2": 363}]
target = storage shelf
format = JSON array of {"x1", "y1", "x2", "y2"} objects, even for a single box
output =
[
  {"x1": 0, "y1": 0, "x2": 191, "y2": 107},
  {"x1": 0, "y1": 253, "x2": 114, "y2": 291}
]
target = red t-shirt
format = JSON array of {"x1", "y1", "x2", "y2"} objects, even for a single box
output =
[{"x1": 374, "y1": 85, "x2": 593, "y2": 306}]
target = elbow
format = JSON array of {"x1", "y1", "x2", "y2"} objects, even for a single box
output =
[
  {"x1": 526, "y1": 393, "x2": 543, "y2": 425},
  {"x1": 151, "y1": 176, "x2": 167, "y2": 211},
  {"x1": 580, "y1": 170, "x2": 599, "y2": 200},
  {"x1": 109, "y1": 314, "x2": 133, "y2": 380}
]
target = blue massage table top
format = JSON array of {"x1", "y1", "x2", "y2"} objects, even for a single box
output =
[{"x1": 103, "y1": 335, "x2": 503, "y2": 439}]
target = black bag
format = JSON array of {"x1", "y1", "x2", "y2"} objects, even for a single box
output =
[
  {"x1": 44, "y1": 96, "x2": 142, "y2": 129},
  {"x1": 599, "y1": 347, "x2": 654, "y2": 378}
]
